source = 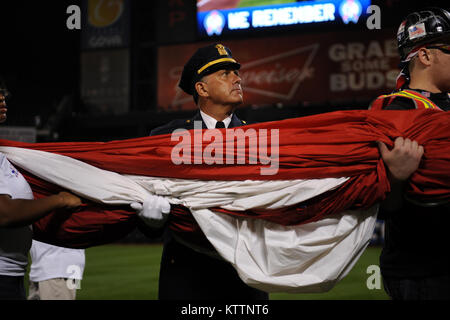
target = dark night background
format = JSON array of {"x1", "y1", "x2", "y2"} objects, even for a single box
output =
[{"x1": 0, "y1": 0, "x2": 447, "y2": 141}]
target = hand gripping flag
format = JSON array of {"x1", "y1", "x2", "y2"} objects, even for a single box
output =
[{"x1": 0, "y1": 109, "x2": 448, "y2": 292}]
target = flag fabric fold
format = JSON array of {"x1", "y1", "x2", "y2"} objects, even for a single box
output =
[{"x1": 0, "y1": 109, "x2": 448, "y2": 292}]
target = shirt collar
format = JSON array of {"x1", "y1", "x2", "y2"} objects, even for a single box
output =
[
  {"x1": 200, "y1": 110, "x2": 233, "y2": 129},
  {"x1": 408, "y1": 88, "x2": 450, "y2": 100}
]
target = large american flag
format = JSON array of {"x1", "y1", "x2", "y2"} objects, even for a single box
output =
[{"x1": 0, "y1": 109, "x2": 448, "y2": 292}]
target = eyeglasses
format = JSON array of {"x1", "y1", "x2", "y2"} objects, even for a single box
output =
[{"x1": 426, "y1": 44, "x2": 450, "y2": 54}]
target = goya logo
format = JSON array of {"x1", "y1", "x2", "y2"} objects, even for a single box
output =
[{"x1": 88, "y1": 0, "x2": 124, "y2": 28}]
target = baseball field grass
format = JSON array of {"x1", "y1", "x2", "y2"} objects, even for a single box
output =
[{"x1": 65, "y1": 244, "x2": 389, "y2": 300}]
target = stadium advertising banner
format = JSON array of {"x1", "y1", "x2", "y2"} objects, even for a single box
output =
[
  {"x1": 197, "y1": 0, "x2": 372, "y2": 38},
  {"x1": 156, "y1": 0, "x2": 197, "y2": 44},
  {"x1": 0, "y1": 127, "x2": 36, "y2": 143},
  {"x1": 81, "y1": 49, "x2": 130, "y2": 115},
  {"x1": 157, "y1": 29, "x2": 400, "y2": 111},
  {"x1": 81, "y1": 0, "x2": 130, "y2": 50}
]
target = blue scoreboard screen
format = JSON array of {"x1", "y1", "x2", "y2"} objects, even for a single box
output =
[{"x1": 197, "y1": 0, "x2": 372, "y2": 38}]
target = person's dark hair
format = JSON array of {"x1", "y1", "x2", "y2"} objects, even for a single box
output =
[
  {"x1": 193, "y1": 91, "x2": 199, "y2": 104},
  {"x1": 192, "y1": 75, "x2": 205, "y2": 105}
]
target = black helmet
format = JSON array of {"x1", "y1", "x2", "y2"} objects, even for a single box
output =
[{"x1": 397, "y1": 7, "x2": 450, "y2": 59}]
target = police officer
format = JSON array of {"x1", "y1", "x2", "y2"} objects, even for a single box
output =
[
  {"x1": 152, "y1": 43, "x2": 247, "y2": 134},
  {"x1": 149, "y1": 43, "x2": 268, "y2": 300},
  {"x1": 370, "y1": 7, "x2": 450, "y2": 300}
]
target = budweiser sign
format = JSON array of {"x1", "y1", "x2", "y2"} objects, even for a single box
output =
[
  {"x1": 157, "y1": 29, "x2": 400, "y2": 110},
  {"x1": 240, "y1": 44, "x2": 318, "y2": 100}
]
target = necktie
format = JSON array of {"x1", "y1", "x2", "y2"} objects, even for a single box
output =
[{"x1": 215, "y1": 121, "x2": 225, "y2": 128}]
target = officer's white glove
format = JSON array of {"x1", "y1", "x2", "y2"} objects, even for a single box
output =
[{"x1": 130, "y1": 195, "x2": 171, "y2": 228}]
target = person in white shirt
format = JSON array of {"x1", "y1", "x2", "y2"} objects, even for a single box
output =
[
  {"x1": 27, "y1": 240, "x2": 85, "y2": 300},
  {"x1": 1, "y1": 90, "x2": 170, "y2": 300},
  {"x1": 0, "y1": 92, "x2": 82, "y2": 300}
]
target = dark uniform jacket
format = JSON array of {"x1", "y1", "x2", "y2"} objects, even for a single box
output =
[
  {"x1": 147, "y1": 110, "x2": 268, "y2": 300},
  {"x1": 136, "y1": 111, "x2": 247, "y2": 241},
  {"x1": 150, "y1": 111, "x2": 246, "y2": 135},
  {"x1": 378, "y1": 88, "x2": 450, "y2": 278},
  {"x1": 149, "y1": 110, "x2": 248, "y2": 254}
]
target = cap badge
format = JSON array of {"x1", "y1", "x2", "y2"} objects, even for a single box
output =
[{"x1": 215, "y1": 44, "x2": 228, "y2": 56}]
